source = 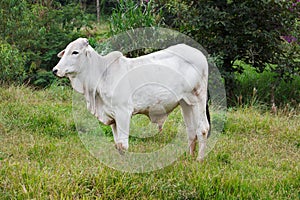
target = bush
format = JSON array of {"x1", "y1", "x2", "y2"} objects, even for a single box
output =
[
  {"x1": 233, "y1": 61, "x2": 300, "y2": 107},
  {"x1": 0, "y1": 0, "x2": 89, "y2": 87},
  {"x1": 0, "y1": 41, "x2": 26, "y2": 85},
  {"x1": 104, "y1": 0, "x2": 165, "y2": 58},
  {"x1": 110, "y1": 0, "x2": 162, "y2": 35}
]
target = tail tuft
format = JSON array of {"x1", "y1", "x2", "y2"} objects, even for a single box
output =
[{"x1": 206, "y1": 100, "x2": 211, "y2": 138}]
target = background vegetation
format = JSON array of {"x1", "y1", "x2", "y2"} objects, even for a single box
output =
[{"x1": 0, "y1": 0, "x2": 299, "y2": 107}]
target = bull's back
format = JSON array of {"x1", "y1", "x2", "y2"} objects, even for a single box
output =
[
  {"x1": 144, "y1": 44, "x2": 207, "y2": 79},
  {"x1": 126, "y1": 44, "x2": 207, "y2": 69}
]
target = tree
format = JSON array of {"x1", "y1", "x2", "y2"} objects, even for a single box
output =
[
  {"x1": 96, "y1": 0, "x2": 100, "y2": 22},
  {"x1": 157, "y1": 0, "x2": 299, "y2": 104}
]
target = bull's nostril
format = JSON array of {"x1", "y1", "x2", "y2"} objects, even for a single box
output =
[{"x1": 53, "y1": 69, "x2": 58, "y2": 75}]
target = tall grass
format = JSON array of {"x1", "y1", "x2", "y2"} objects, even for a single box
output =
[
  {"x1": 0, "y1": 86, "x2": 299, "y2": 199},
  {"x1": 109, "y1": 0, "x2": 162, "y2": 36},
  {"x1": 233, "y1": 61, "x2": 300, "y2": 108}
]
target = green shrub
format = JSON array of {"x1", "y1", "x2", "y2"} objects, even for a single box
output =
[
  {"x1": 0, "y1": 41, "x2": 26, "y2": 85},
  {"x1": 105, "y1": 0, "x2": 164, "y2": 58},
  {"x1": 233, "y1": 61, "x2": 300, "y2": 107},
  {"x1": 110, "y1": 0, "x2": 162, "y2": 35},
  {"x1": 0, "y1": 0, "x2": 89, "y2": 87},
  {"x1": 32, "y1": 70, "x2": 57, "y2": 88}
]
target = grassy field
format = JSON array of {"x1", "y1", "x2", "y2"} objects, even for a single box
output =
[{"x1": 0, "y1": 85, "x2": 299, "y2": 199}]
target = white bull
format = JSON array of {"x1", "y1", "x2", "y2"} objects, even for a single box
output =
[{"x1": 53, "y1": 38, "x2": 210, "y2": 161}]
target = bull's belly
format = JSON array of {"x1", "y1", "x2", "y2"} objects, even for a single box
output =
[{"x1": 132, "y1": 84, "x2": 180, "y2": 116}]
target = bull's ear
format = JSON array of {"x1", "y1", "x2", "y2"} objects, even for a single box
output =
[
  {"x1": 85, "y1": 46, "x2": 92, "y2": 57},
  {"x1": 57, "y1": 50, "x2": 65, "y2": 58},
  {"x1": 84, "y1": 38, "x2": 89, "y2": 46},
  {"x1": 79, "y1": 38, "x2": 89, "y2": 47}
]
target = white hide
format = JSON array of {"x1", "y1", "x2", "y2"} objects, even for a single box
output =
[{"x1": 53, "y1": 38, "x2": 210, "y2": 161}]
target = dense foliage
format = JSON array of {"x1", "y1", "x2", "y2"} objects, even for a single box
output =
[
  {"x1": 159, "y1": 0, "x2": 299, "y2": 73},
  {"x1": 110, "y1": 0, "x2": 162, "y2": 35},
  {"x1": 158, "y1": 0, "x2": 299, "y2": 98},
  {"x1": 0, "y1": 41, "x2": 26, "y2": 85},
  {"x1": 0, "y1": 0, "x2": 88, "y2": 87},
  {"x1": 0, "y1": 0, "x2": 299, "y2": 106}
]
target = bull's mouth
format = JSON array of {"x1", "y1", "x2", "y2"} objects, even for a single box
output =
[
  {"x1": 53, "y1": 72, "x2": 66, "y2": 78},
  {"x1": 53, "y1": 70, "x2": 77, "y2": 78},
  {"x1": 65, "y1": 71, "x2": 78, "y2": 78}
]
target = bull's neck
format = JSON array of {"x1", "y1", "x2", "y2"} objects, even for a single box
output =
[
  {"x1": 72, "y1": 47, "x2": 123, "y2": 98},
  {"x1": 82, "y1": 49, "x2": 105, "y2": 92}
]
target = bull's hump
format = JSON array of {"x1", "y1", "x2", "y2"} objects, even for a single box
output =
[
  {"x1": 103, "y1": 51, "x2": 123, "y2": 65},
  {"x1": 165, "y1": 44, "x2": 206, "y2": 69}
]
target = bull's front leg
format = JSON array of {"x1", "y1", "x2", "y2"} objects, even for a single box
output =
[
  {"x1": 114, "y1": 109, "x2": 131, "y2": 154},
  {"x1": 197, "y1": 131, "x2": 208, "y2": 162},
  {"x1": 111, "y1": 123, "x2": 118, "y2": 144}
]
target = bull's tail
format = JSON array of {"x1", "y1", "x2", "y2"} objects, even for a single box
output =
[{"x1": 206, "y1": 94, "x2": 211, "y2": 138}]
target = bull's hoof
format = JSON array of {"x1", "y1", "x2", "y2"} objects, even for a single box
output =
[
  {"x1": 196, "y1": 156, "x2": 205, "y2": 163},
  {"x1": 158, "y1": 125, "x2": 163, "y2": 133},
  {"x1": 115, "y1": 143, "x2": 125, "y2": 155}
]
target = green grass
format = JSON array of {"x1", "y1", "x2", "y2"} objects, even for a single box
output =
[{"x1": 0, "y1": 86, "x2": 299, "y2": 199}]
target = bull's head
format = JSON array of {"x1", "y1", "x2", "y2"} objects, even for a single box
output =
[{"x1": 52, "y1": 38, "x2": 90, "y2": 77}]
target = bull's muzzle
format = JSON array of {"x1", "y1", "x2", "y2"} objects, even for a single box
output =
[{"x1": 52, "y1": 68, "x2": 58, "y2": 76}]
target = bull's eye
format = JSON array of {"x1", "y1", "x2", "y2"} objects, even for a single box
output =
[{"x1": 72, "y1": 51, "x2": 79, "y2": 55}]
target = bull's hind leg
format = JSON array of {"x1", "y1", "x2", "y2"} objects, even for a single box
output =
[
  {"x1": 180, "y1": 100, "x2": 210, "y2": 161},
  {"x1": 180, "y1": 100, "x2": 197, "y2": 156},
  {"x1": 195, "y1": 102, "x2": 210, "y2": 162}
]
